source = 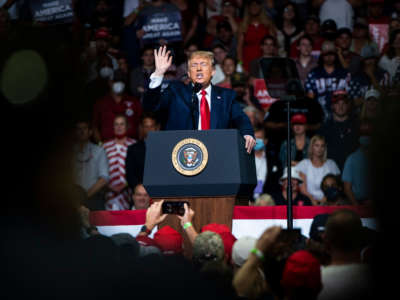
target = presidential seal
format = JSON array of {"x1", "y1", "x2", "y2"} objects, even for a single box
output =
[{"x1": 172, "y1": 138, "x2": 208, "y2": 176}]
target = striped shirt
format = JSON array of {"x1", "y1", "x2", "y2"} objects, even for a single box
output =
[{"x1": 103, "y1": 138, "x2": 136, "y2": 210}]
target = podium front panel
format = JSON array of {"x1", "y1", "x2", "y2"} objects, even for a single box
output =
[{"x1": 143, "y1": 129, "x2": 256, "y2": 198}]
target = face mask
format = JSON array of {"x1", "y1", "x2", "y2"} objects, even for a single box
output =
[
  {"x1": 359, "y1": 136, "x2": 371, "y2": 147},
  {"x1": 324, "y1": 186, "x2": 340, "y2": 202},
  {"x1": 254, "y1": 138, "x2": 265, "y2": 151},
  {"x1": 112, "y1": 82, "x2": 125, "y2": 95},
  {"x1": 99, "y1": 66, "x2": 113, "y2": 79}
]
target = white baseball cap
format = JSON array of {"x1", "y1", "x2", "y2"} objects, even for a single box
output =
[
  {"x1": 364, "y1": 88, "x2": 380, "y2": 100},
  {"x1": 280, "y1": 167, "x2": 303, "y2": 183},
  {"x1": 232, "y1": 236, "x2": 257, "y2": 266}
]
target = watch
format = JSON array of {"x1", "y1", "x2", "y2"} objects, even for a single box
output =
[
  {"x1": 86, "y1": 226, "x2": 98, "y2": 235},
  {"x1": 140, "y1": 225, "x2": 152, "y2": 235}
]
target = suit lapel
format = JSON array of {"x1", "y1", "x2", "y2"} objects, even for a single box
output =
[
  {"x1": 179, "y1": 83, "x2": 198, "y2": 129},
  {"x1": 210, "y1": 85, "x2": 222, "y2": 129}
]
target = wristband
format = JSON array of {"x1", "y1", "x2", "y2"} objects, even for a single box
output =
[
  {"x1": 183, "y1": 222, "x2": 192, "y2": 230},
  {"x1": 251, "y1": 248, "x2": 265, "y2": 261}
]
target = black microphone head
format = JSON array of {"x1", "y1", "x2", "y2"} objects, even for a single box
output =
[{"x1": 193, "y1": 82, "x2": 202, "y2": 93}]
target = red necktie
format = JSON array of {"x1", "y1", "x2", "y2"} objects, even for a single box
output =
[{"x1": 200, "y1": 89, "x2": 210, "y2": 130}]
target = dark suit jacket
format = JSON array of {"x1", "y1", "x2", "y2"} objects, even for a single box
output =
[
  {"x1": 125, "y1": 140, "x2": 146, "y2": 190},
  {"x1": 143, "y1": 81, "x2": 254, "y2": 137}
]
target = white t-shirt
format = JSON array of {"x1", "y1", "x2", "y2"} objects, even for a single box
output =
[
  {"x1": 123, "y1": 0, "x2": 140, "y2": 18},
  {"x1": 319, "y1": 0, "x2": 354, "y2": 30},
  {"x1": 296, "y1": 158, "x2": 340, "y2": 200},
  {"x1": 318, "y1": 264, "x2": 373, "y2": 300},
  {"x1": 378, "y1": 55, "x2": 400, "y2": 81}
]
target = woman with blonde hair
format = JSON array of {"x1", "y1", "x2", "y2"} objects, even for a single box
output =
[
  {"x1": 236, "y1": 0, "x2": 277, "y2": 72},
  {"x1": 296, "y1": 135, "x2": 340, "y2": 205}
]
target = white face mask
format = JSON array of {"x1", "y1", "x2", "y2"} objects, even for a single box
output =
[
  {"x1": 112, "y1": 81, "x2": 125, "y2": 94},
  {"x1": 99, "y1": 66, "x2": 114, "y2": 79}
]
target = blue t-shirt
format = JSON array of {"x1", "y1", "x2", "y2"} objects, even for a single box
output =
[
  {"x1": 305, "y1": 66, "x2": 350, "y2": 121},
  {"x1": 342, "y1": 147, "x2": 370, "y2": 201}
]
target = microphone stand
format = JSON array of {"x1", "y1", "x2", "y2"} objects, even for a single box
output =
[{"x1": 281, "y1": 95, "x2": 296, "y2": 230}]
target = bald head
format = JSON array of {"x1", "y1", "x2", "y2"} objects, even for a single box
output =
[{"x1": 325, "y1": 209, "x2": 363, "y2": 252}]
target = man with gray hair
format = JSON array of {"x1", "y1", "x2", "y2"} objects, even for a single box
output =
[{"x1": 192, "y1": 231, "x2": 225, "y2": 269}]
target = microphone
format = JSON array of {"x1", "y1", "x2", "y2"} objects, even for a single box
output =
[
  {"x1": 193, "y1": 82, "x2": 202, "y2": 94},
  {"x1": 191, "y1": 82, "x2": 202, "y2": 130}
]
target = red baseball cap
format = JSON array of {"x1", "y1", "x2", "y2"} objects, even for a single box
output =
[
  {"x1": 154, "y1": 226, "x2": 183, "y2": 255},
  {"x1": 95, "y1": 28, "x2": 111, "y2": 40},
  {"x1": 291, "y1": 113, "x2": 307, "y2": 125},
  {"x1": 201, "y1": 223, "x2": 236, "y2": 262},
  {"x1": 201, "y1": 223, "x2": 231, "y2": 234},
  {"x1": 331, "y1": 90, "x2": 349, "y2": 103},
  {"x1": 219, "y1": 231, "x2": 237, "y2": 262},
  {"x1": 281, "y1": 250, "x2": 322, "y2": 295}
]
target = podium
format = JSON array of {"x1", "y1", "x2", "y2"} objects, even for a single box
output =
[{"x1": 143, "y1": 129, "x2": 256, "y2": 249}]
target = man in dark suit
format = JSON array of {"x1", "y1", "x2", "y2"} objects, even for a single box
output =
[
  {"x1": 144, "y1": 46, "x2": 256, "y2": 153},
  {"x1": 126, "y1": 113, "x2": 160, "y2": 190}
]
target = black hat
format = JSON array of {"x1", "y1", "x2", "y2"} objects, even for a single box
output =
[
  {"x1": 309, "y1": 214, "x2": 330, "y2": 242},
  {"x1": 321, "y1": 19, "x2": 337, "y2": 32}
]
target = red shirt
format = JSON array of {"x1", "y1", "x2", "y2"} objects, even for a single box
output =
[
  {"x1": 242, "y1": 23, "x2": 270, "y2": 72},
  {"x1": 93, "y1": 94, "x2": 142, "y2": 141}
]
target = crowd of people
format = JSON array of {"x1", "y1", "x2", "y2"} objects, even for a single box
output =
[
  {"x1": 1, "y1": 0, "x2": 396, "y2": 299},
  {"x1": 2, "y1": 0, "x2": 394, "y2": 210}
]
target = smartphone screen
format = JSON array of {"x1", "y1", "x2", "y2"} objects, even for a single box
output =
[{"x1": 161, "y1": 201, "x2": 189, "y2": 216}]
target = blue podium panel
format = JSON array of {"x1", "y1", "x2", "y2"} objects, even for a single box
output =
[{"x1": 143, "y1": 129, "x2": 256, "y2": 197}]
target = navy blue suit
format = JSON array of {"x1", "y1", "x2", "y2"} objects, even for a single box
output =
[{"x1": 143, "y1": 81, "x2": 254, "y2": 137}]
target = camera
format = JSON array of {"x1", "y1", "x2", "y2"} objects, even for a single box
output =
[{"x1": 161, "y1": 201, "x2": 189, "y2": 216}]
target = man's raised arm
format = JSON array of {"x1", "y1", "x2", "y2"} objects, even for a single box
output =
[{"x1": 143, "y1": 46, "x2": 173, "y2": 112}]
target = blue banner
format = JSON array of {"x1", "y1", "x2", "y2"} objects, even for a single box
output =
[
  {"x1": 141, "y1": 11, "x2": 182, "y2": 43},
  {"x1": 30, "y1": 0, "x2": 74, "y2": 24}
]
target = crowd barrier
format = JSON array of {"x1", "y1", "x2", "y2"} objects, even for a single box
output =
[{"x1": 90, "y1": 205, "x2": 376, "y2": 239}]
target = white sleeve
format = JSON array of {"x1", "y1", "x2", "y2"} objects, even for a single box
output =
[
  {"x1": 296, "y1": 159, "x2": 307, "y2": 174},
  {"x1": 149, "y1": 73, "x2": 164, "y2": 89},
  {"x1": 97, "y1": 147, "x2": 110, "y2": 182},
  {"x1": 330, "y1": 160, "x2": 341, "y2": 175}
]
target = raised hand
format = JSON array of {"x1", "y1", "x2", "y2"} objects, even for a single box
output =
[
  {"x1": 145, "y1": 200, "x2": 167, "y2": 231},
  {"x1": 154, "y1": 45, "x2": 173, "y2": 77},
  {"x1": 177, "y1": 203, "x2": 194, "y2": 227},
  {"x1": 256, "y1": 226, "x2": 282, "y2": 253}
]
